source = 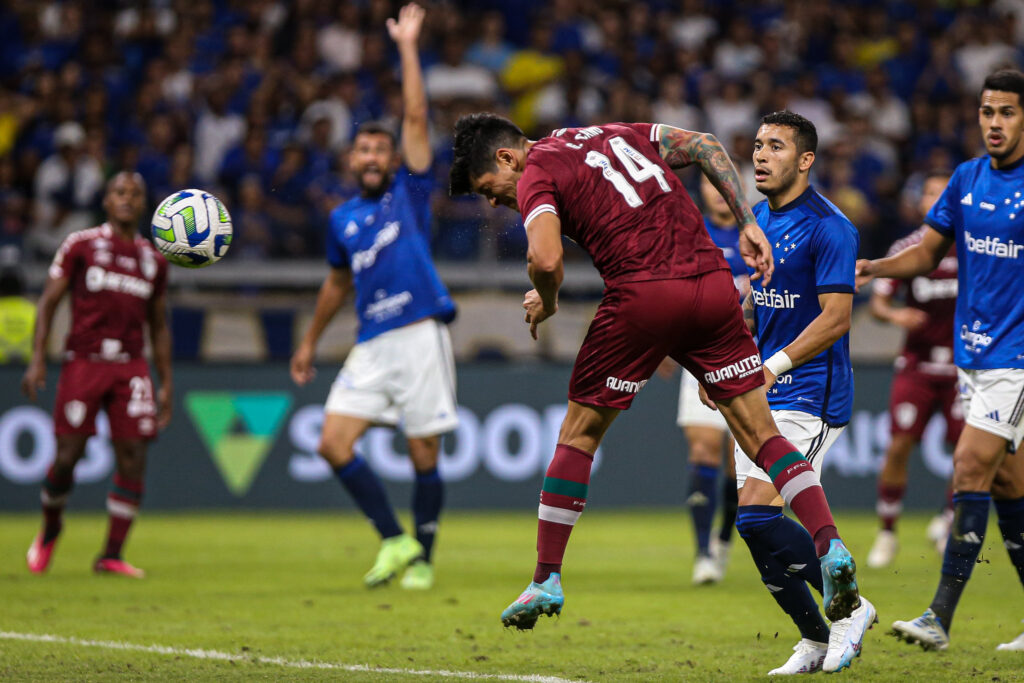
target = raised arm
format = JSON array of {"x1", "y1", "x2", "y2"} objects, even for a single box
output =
[{"x1": 387, "y1": 3, "x2": 431, "y2": 173}]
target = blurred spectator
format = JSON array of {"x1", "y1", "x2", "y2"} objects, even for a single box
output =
[
  {"x1": 425, "y1": 36, "x2": 499, "y2": 104},
  {"x1": 266, "y1": 142, "x2": 312, "y2": 257},
  {"x1": 0, "y1": 156, "x2": 29, "y2": 246},
  {"x1": 652, "y1": 75, "x2": 703, "y2": 131},
  {"x1": 670, "y1": 0, "x2": 718, "y2": 52},
  {"x1": 28, "y1": 122, "x2": 103, "y2": 257},
  {"x1": 0, "y1": 246, "x2": 35, "y2": 364},
  {"x1": 953, "y1": 19, "x2": 1020, "y2": 93},
  {"x1": 712, "y1": 18, "x2": 763, "y2": 79},
  {"x1": 704, "y1": 79, "x2": 758, "y2": 146},
  {"x1": 232, "y1": 175, "x2": 274, "y2": 259},
  {"x1": 193, "y1": 81, "x2": 246, "y2": 184},
  {"x1": 848, "y1": 68, "x2": 911, "y2": 143},
  {"x1": 317, "y1": 2, "x2": 362, "y2": 73},
  {"x1": 466, "y1": 11, "x2": 515, "y2": 73},
  {"x1": 502, "y1": 23, "x2": 564, "y2": 135}
]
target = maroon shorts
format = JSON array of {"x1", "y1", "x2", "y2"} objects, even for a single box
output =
[
  {"x1": 53, "y1": 358, "x2": 158, "y2": 440},
  {"x1": 569, "y1": 270, "x2": 764, "y2": 410},
  {"x1": 889, "y1": 367, "x2": 963, "y2": 443}
]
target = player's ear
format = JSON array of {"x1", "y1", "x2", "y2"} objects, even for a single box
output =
[
  {"x1": 798, "y1": 150, "x2": 815, "y2": 174},
  {"x1": 496, "y1": 148, "x2": 516, "y2": 169}
]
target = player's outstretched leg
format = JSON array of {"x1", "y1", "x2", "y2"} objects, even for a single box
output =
[
  {"x1": 335, "y1": 456, "x2": 420, "y2": 587},
  {"x1": 736, "y1": 507, "x2": 830, "y2": 675},
  {"x1": 751, "y1": 436, "x2": 859, "y2": 621},
  {"x1": 28, "y1": 463, "x2": 75, "y2": 574},
  {"x1": 687, "y1": 463, "x2": 720, "y2": 584},
  {"x1": 891, "y1": 491, "x2": 989, "y2": 649},
  {"x1": 402, "y1": 465, "x2": 444, "y2": 590},
  {"x1": 501, "y1": 443, "x2": 593, "y2": 629},
  {"x1": 94, "y1": 472, "x2": 146, "y2": 578}
]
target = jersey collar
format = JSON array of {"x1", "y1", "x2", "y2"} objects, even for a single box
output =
[
  {"x1": 770, "y1": 184, "x2": 816, "y2": 214},
  {"x1": 990, "y1": 153, "x2": 1024, "y2": 173}
]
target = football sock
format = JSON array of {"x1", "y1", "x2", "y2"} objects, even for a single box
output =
[
  {"x1": 737, "y1": 505, "x2": 830, "y2": 643},
  {"x1": 995, "y1": 496, "x2": 1024, "y2": 588},
  {"x1": 929, "y1": 491, "x2": 990, "y2": 631},
  {"x1": 103, "y1": 474, "x2": 143, "y2": 559},
  {"x1": 535, "y1": 444, "x2": 593, "y2": 584},
  {"x1": 754, "y1": 435, "x2": 838, "y2": 557},
  {"x1": 687, "y1": 464, "x2": 718, "y2": 556},
  {"x1": 877, "y1": 483, "x2": 906, "y2": 532},
  {"x1": 41, "y1": 463, "x2": 74, "y2": 543},
  {"x1": 718, "y1": 474, "x2": 738, "y2": 544},
  {"x1": 412, "y1": 466, "x2": 444, "y2": 563},
  {"x1": 334, "y1": 456, "x2": 402, "y2": 539}
]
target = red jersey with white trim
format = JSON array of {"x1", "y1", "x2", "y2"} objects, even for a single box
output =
[
  {"x1": 49, "y1": 223, "x2": 168, "y2": 361},
  {"x1": 874, "y1": 226, "x2": 958, "y2": 376},
  {"x1": 516, "y1": 123, "x2": 728, "y2": 287}
]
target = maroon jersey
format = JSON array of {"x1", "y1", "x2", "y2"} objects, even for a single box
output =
[
  {"x1": 874, "y1": 226, "x2": 958, "y2": 376},
  {"x1": 49, "y1": 223, "x2": 168, "y2": 361},
  {"x1": 516, "y1": 123, "x2": 729, "y2": 287}
]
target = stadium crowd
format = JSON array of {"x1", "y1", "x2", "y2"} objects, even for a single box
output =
[{"x1": 1, "y1": 0, "x2": 1022, "y2": 264}]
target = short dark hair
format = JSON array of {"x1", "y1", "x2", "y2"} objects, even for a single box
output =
[
  {"x1": 981, "y1": 69, "x2": 1024, "y2": 104},
  {"x1": 760, "y1": 110, "x2": 818, "y2": 155},
  {"x1": 449, "y1": 113, "x2": 526, "y2": 196},
  {"x1": 923, "y1": 168, "x2": 952, "y2": 183},
  {"x1": 354, "y1": 121, "x2": 398, "y2": 147}
]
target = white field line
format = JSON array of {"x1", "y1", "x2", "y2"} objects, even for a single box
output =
[{"x1": 0, "y1": 631, "x2": 588, "y2": 683}]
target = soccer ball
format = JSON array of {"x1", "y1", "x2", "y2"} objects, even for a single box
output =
[{"x1": 151, "y1": 189, "x2": 233, "y2": 268}]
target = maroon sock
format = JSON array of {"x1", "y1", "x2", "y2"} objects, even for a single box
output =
[
  {"x1": 877, "y1": 483, "x2": 906, "y2": 531},
  {"x1": 41, "y1": 464, "x2": 74, "y2": 542},
  {"x1": 534, "y1": 444, "x2": 594, "y2": 583},
  {"x1": 103, "y1": 474, "x2": 143, "y2": 559},
  {"x1": 754, "y1": 435, "x2": 839, "y2": 557}
]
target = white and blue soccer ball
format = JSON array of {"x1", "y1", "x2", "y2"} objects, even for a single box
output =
[{"x1": 151, "y1": 189, "x2": 233, "y2": 268}]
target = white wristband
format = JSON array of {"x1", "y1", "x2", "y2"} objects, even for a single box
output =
[{"x1": 764, "y1": 350, "x2": 793, "y2": 376}]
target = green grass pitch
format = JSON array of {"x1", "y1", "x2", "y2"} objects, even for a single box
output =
[{"x1": 1, "y1": 510, "x2": 1022, "y2": 681}]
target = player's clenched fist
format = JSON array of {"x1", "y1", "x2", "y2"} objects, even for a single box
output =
[{"x1": 523, "y1": 289, "x2": 557, "y2": 340}]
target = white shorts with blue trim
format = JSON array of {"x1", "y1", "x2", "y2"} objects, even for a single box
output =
[
  {"x1": 958, "y1": 367, "x2": 1024, "y2": 449},
  {"x1": 734, "y1": 410, "x2": 844, "y2": 489},
  {"x1": 325, "y1": 318, "x2": 458, "y2": 438},
  {"x1": 677, "y1": 369, "x2": 728, "y2": 430}
]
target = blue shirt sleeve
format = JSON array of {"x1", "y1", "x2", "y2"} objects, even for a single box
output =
[
  {"x1": 923, "y1": 166, "x2": 961, "y2": 237},
  {"x1": 811, "y1": 216, "x2": 859, "y2": 294},
  {"x1": 325, "y1": 210, "x2": 349, "y2": 269},
  {"x1": 399, "y1": 165, "x2": 435, "y2": 236}
]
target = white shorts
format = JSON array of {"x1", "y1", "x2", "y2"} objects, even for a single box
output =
[
  {"x1": 677, "y1": 369, "x2": 728, "y2": 430},
  {"x1": 734, "y1": 410, "x2": 845, "y2": 489},
  {"x1": 958, "y1": 367, "x2": 1024, "y2": 449},
  {"x1": 325, "y1": 318, "x2": 458, "y2": 438}
]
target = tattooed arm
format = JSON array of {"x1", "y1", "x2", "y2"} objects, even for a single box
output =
[{"x1": 657, "y1": 124, "x2": 774, "y2": 283}]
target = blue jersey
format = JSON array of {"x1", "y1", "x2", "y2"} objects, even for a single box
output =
[
  {"x1": 924, "y1": 155, "x2": 1024, "y2": 369},
  {"x1": 326, "y1": 166, "x2": 456, "y2": 343},
  {"x1": 751, "y1": 187, "x2": 859, "y2": 425},
  {"x1": 704, "y1": 215, "x2": 747, "y2": 299}
]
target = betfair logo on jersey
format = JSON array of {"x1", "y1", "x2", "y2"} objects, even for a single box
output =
[
  {"x1": 751, "y1": 288, "x2": 802, "y2": 309},
  {"x1": 186, "y1": 392, "x2": 293, "y2": 496},
  {"x1": 964, "y1": 231, "x2": 1024, "y2": 259},
  {"x1": 704, "y1": 353, "x2": 762, "y2": 384}
]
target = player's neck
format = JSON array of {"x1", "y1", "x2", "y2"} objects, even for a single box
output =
[
  {"x1": 766, "y1": 179, "x2": 809, "y2": 211},
  {"x1": 991, "y1": 143, "x2": 1024, "y2": 170},
  {"x1": 107, "y1": 221, "x2": 136, "y2": 241}
]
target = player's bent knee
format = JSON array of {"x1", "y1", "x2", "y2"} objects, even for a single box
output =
[
  {"x1": 952, "y1": 449, "x2": 996, "y2": 491},
  {"x1": 318, "y1": 442, "x2": 355, "y2": 468}
]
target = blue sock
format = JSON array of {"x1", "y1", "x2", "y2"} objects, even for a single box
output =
[
  {"x1": 737, "y1": 505, "x2": 829, "y2": 643},
  {"x1": 687, "y1": 464, "x2": 718, "y2": 556},
  {"x1": 930, "y1": 491, "x2": 991, "y2": 631},
  {"x1": 995, "y1": 496, "x2": 1024, "y2": 588},
  {"x1": 334, "y1": 457, "x2": 403, "y2": 539},
  {"x1": 718, "y1": 474, "x2": 738, "y2": 544},
  {"x1": 413, "y1": 467, "x2": 444, "y2": 563}
]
